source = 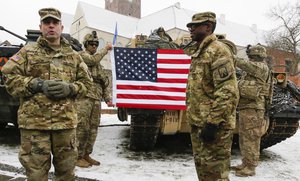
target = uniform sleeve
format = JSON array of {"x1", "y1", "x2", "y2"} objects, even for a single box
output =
[
  {"x1": 102, "y1": 75, "x2": 111, "y2": 103},
  {"x1": 80, "y1": 48, "x2": 108, "y2": 67},
  {"x1": 208, "y1": 47, "x2": 239, "y2": 125},
  {"x1": 73, "y1": 55, "x2": 93, "y2": 98},
  {"x1": 1, "y1": 47, "x2": 35, "y2": 98},
  {"x1": 236, "y1": 58, "x2": 267, "y2": 80}
]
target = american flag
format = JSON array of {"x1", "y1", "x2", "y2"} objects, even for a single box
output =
[{"x1": 110, "y1": 47, "x2": 191, "y2": 110}]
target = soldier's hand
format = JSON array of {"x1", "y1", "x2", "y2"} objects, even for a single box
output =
[
  {"x1": 29, "y1": 78, "x2": 45, "y2": 93},
  {"x1": 105, "y1": 43, "x2": 112, "y2": 51},
  {"x1": 46, "y1": 80, "x2": 76, "y2": 99},
  {"x1": 199, "y1": 123, "x2": 218, "y2": 142},
  {"x1": 106, "y1": 101, "x2": 114, "y2": 107}
]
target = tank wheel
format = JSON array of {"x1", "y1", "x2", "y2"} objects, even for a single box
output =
[
  {"x1": 260, "y1": 118, "x2": 299, "y2": 150},
  {"x1": 129, "y1": 114, "x2": 160, "y2": 151}
]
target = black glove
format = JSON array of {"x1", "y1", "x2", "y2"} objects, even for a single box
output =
[
  {"x1": 199, "y1": 123, "x2": 218, "y2": 142},
  {"x1": 47, "y1": 80, "x2": 76, "y2": 99}
]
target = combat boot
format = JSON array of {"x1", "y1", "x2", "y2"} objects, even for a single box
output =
[
  {"x1": 235, "y1": 165, "x2": 256, "y2": 177},
  {"x1": 230, "y1": 163, "x2": 245, "y2": 171},
  {"x1": 84, "y1": 155, "x2": 101, "y2": 166},
  {"x1": 76, "y1": 158, "x2": 92, "y2": 168}
]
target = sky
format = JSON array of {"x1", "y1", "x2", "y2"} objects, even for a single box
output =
[{"x1": 0, "y1": 0, "x2": 298, "y2": 44}]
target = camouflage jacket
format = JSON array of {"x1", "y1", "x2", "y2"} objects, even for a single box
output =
[
  {"x1": 236, "y1": 58, "x2": 271, "y2": 110},
  {"x1": 79, "y1": 48, "x2": 111, "y2": 102},
  {"x1": 1, "y1": 36, "x2": 92, "y2": 130},
  {"x1": 184, "y1": 34, "x2": 239, "y2": 129}
]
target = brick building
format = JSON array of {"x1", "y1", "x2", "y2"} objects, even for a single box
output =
[
  {"x1": 105, "y1": 0, "x2": 141, "y2": 18},
  {"x1": 267, "y1": 48, "x2": 300, "y2": 86}
]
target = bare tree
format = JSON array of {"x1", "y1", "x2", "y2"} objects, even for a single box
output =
[{"x1": 265, "y1": 2, "x2": 300, "y2": 74}]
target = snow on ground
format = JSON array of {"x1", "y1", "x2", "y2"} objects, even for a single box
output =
[{"x1": 0, "y1": 111, "x2": 300, "y2": 181}]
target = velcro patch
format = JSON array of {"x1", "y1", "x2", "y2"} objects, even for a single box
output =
[
  {"x1": 218, "y1": 67, "x2": 229, "y2": 78},
  {"x1": 11, "y1": 54, "x2": 21, "y2": 61}
]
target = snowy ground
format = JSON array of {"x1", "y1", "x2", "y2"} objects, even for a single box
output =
[{"x1": 0, "y1": 112, "x2": 300, "y2": 181}]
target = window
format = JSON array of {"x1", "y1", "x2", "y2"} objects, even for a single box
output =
[
  {"x1": 285, "y1": 58, "x2": 293, "y2": 73},
  {"x1": 98, "y1": 38, "x2": 105, "y2": 50}
]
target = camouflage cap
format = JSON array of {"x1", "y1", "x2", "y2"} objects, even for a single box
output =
[
  {"x1": 39, "y1": 8, "x2": 61, "y2": 21},
  {"x1": 187, "y1": 11, "x2": 216, "y2": 27}
]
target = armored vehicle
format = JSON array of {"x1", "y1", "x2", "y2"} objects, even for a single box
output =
[
  {"x1": 117, "y1": 29, "x2": 300, "y2": 151},
  {"x1": 259, "y1": 72, "x2": 300, "y2": 149},
  {"x1": 117, "y1": 28, "x2": 188, "y2": 151},
  {"x1": 0, "y1": 26, "x2": 82, "y2": 128}
]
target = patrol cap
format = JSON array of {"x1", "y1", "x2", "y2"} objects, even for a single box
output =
[
  {"x1": 39, "y1": 8, "x2": 61, "y2": 21},
  {"x1": 187, "y1": 11, "x2": 216, "y2": 27}
]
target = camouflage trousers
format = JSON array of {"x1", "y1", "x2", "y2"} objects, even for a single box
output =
[
  {"x1": 19, "y1": 128, "x2": 77, "y2": 181},
  {"x1": 238, "y1": 109, "x2": 267, "y2": 167},
  {"x1": 76, "y1": 97, "x2": 101, "y2": 158},
  {"x1": 190, "y1": 125, "x2": 233, "y2": 181}
]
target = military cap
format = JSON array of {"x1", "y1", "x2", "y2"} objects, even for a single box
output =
[
  {"x1": 187, "y1": 11, "x2": 216, "y2": 27},
  {"x1": 39, "y1": 8, "x2": 61, "y2": 21}
]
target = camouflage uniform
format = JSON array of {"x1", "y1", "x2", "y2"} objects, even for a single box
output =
[
  {"x1": 234, "y1": 45, "x2": 272, "y2": 176},
  {"x1": 1, "y1": 8, "x2": 92, "y2": 181},
  {"x1": 76, "y1": 32, "x2": 111, "y2": 167},
  {"x1": 185, "y1": 12, "x2": 239, "y2": 181}
]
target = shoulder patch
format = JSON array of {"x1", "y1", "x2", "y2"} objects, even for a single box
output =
[
  {"x1": 10, "y1": 54, "x2": 21, "y2": 61},
  {"x1": 218, "y1": 66, "x2": 229, "y2": 78}
]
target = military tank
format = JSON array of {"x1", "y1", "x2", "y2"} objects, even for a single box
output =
[
  {"x1": 259, "y1": 72, "x2": 300, "y2": 149},
  {"x1": 0, "y1": 26, "x2": 82, "y2": 128},
  {"x1": 117, "y1": 29, "x2": 300, "y2": 151},
  {"x1": 117, "y1": 28, "x2": 189, "y2": 151}
]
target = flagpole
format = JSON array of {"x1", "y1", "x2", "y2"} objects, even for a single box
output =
[{"x1": 112, "y1": 22, "x2": 118, "y2": 46}]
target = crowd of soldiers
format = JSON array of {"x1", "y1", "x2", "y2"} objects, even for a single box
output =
[{"x1": 1, "y1": 6, "x2": 273, "y2": 181}]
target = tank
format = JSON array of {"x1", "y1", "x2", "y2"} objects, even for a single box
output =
[
  {"x1": 259, "y1": 72, "x2": 300, "y2": 149},
  {"x1": 0, "y1": 26, "x2": 82, "y2": 128},
  {"x1": 118, "y1": 30, "x2": 300, "y2": 151},
  {"x1": 117, "y1": 28, "x2": 189, "y2": 151}
]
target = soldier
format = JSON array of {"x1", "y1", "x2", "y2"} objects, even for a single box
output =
[
  {"x1": 76, "y1": 31, "x2": 113, "y2": 168},
  {"x1": 1, "y1": 7, "x2": 92, "y2": 181},
  {"x1": 231, "y1": 44, "x2": 272, "y2": 177},
  {"x1": 184, "y1": 12, "x2": 239, "y2": 181},
  {"x1": 156, "y1": 27, "x2": 172, "y2": 42}
]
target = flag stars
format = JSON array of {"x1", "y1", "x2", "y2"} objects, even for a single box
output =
[{"x1": 115, "y1": 47, "x2": 157, "y2": 82}]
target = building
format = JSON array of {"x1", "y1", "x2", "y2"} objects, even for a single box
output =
[
  {"x1": 69, "y1": 1, "x2": 300, "y2": 86},
  {"x1": 70, "y1": 1, "x2": 266, "y2": 69},
  {"x1": 105, "y1": 0, "x2": 141, "y2": 18}
]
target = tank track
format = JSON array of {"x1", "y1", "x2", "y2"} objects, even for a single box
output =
[
  {"x1": 129, "y1": 114, "x2": 161, "y2": 151},
  {"x1": 260, "y1": 118, "x2": 299, "y2": 149}
]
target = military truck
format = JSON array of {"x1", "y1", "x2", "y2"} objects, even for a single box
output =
[
  {"x1": 0, "y1": 26, "x2": 82, "y2": 128},
  {"x1": 117, "y1": 29, "x2": 300, "y2": 151}
]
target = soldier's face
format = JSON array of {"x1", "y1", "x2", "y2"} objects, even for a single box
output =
[
  {"x1": 188, "y1": 23, "x2": 210, "y2": 42},
  {"x1": 86, "y1": 41, "x2": 99, "y2": 54},
  {"x1": 39, "y1": 18, "x2": 64, "y2": 43}
]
